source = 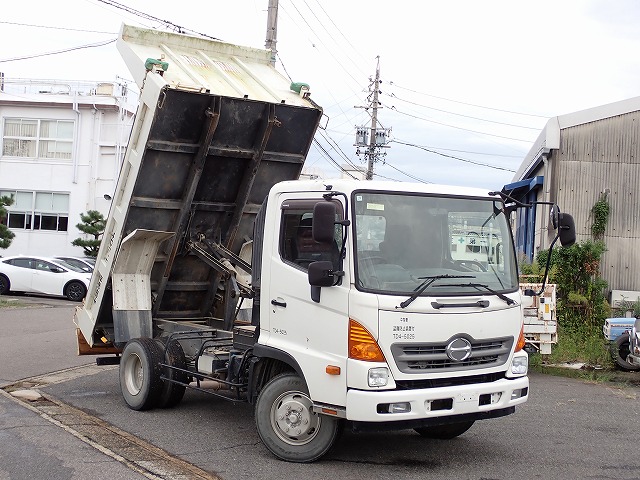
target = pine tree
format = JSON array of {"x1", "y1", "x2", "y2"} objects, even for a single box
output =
[
  {"x1": 72, "y1": 210, "x2": 106, "y2": 257},
  {"x1": 0, "y1": 195, "x2": 15, "y2": 250}
]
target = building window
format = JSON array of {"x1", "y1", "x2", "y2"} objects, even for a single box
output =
[
  {"x1": 0, "y1": 190, "x2": 69, "y2": 232},
  {"x1": 2, "y1": 118, "x2": 74, "y2": 161}
]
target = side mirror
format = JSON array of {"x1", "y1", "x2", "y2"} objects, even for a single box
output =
[
  {"x1": 308, "y1": 260, "x2": 335, "y2": 287},
  {"x1": 312, "y1": 202, "x2": 336, "y2": 244},
  {"x1": 558, "y1": 213, "x2": 576, "y2": 247}
]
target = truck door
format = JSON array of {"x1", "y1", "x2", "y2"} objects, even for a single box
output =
[{"x1": 265, "y1": 196, "x2": 349, "y2": 407}]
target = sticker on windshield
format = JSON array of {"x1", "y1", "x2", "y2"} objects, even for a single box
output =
[{"x1": 367, "y1": 203, "x2": 384, "y2": 211}]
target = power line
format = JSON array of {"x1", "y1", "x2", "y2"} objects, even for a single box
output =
[
  {"x1": 382, "y1": 161, "x2": 431, "y2": 184},
  {"x1": 0, "y1": 21, "x2": 117, "y2": 35},
  {"x1": 95, "y1": 0, "x2": 221, "y2": 40},
  {"x1": 326, "y1": 130, "x2": 523, "y2": 158},
  {"x1": 310, "y1": 0, "x2": 370, "y2": 65},
  {"x1": 279, "y1": 0, "x2": 363, "y2": 88},
  {"x1": 300, "y1": 0, "x2": 369, "y2": 79},
  {"x1": 317, "y1": 130, "x2": 361, "y2": 171},
  {"x1": 388, "y1": 81, "x2": 550, "y2": 119},
  {"x1": 0, "y1": 38, "x2": 116, "y2": 63},
  {"x1": 386, "y1": 104, "x2": 533, "y2": 143},
  {"x1": 312, "y1": 138, "x2": 358, "y2": 179},
  {"x1": 387, "y1": 92, "x2": 540, "y2": 130},
  {"x1": 392, "y1": 139, "x2": 516, "y2": 173}
]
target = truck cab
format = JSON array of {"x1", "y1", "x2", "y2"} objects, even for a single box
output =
[{"x1": 256, "y1": 180, "x2": 528, "y2": 428}]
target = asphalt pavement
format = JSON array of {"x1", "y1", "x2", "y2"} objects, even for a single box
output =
[
  {"x1": 0, "y1": 295, "x2": 153, "y2": 479},
  {"x1": 2, "y1": 294, "x2": 639, "y2": 480}
]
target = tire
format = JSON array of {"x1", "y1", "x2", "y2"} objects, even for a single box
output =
[
  {"x1": 155, "y1": 338, "x2": 188, "y2": 408},
  {"x1": 255, "y1": 373, "x2": 340, "y2": 463},
  {"x1": 64, "y1": 281, "x2": 86, "y2": 302},
  {"x1": 414, "y1": 420, "x2": 475, "y2": 439},
  {"x1": 612, "y1": 333, "x2": 640, "y2": 371},
  {"x1": 0, "y1": 274, "x2": 10, "y2": 295},
  {"x1": 119, "y1": 338, "x2": 164, "y2": 410}
]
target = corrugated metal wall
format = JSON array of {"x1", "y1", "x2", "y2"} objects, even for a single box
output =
[{"x1": 552, "y1": 111, "x2": 640, "y2": 293}]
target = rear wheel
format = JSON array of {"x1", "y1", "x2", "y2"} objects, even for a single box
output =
[
  {"x1": 255, "y1": 373, "x2": 340, "y2": 462},
  {"x1": 155, "y1": 338, "x2": 188, "y2": 408},
  {"x1": 414, "y1": 420, "x2": 475, "y2": 439},
  {"x1": 64, "y1": 281, "x2": 86, "y2": 302},
  {"x1": 0, "y1": 274, "x2": 10, "y2": 295},
  {"x1": 119, "y1": 338, "x2": 164, "y2": 410},
  {"x1": 612, "y1": 333, "x2": 640, "y2": 371}
]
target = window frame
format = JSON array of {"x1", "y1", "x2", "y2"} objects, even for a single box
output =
[
  {"x1": 2, "y1": 117, "x2": 74, "y2": 161},
  {"x1": 0, "y1": 190, "x2": 70, "y2": 232},
  {"x1": 278, "y1": 198, "x2": 344, "y2": 272}
]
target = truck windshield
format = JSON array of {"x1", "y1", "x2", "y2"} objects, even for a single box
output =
[{"x1": 353, "y1": 192, "x2": 518, "y2": 296}]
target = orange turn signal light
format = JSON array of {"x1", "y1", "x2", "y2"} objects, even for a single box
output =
[
  {"x1": 515, "y1": 324, "x2": 526, "y2": 352},
  {"x1": 348, "y1": 319, "x2": 386, "y2": 362},
  {"x1": 326, "y1": 365, "x2": 341, "y2": 375}
]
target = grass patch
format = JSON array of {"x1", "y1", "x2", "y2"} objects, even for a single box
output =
[
  {"x1": 530, "y1": 324, "x2": 614, "y2": 369},
  {"x1": 528, "y1": 323, "x2": 640, "y2": 386},
  {"x1": 0, "y1": 297, "x2": 27, "y2": 308}
]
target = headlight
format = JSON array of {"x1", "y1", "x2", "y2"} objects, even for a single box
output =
[
  {"x1": 511, "y1": 355, "x2": 528, "y2": 375},
  {"x1": 368, "y1": 367, "x2": 389, "y2": 387}
]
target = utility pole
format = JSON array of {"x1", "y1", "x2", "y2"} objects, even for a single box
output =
[
  {"x1": 366, "y1": 57, "x2": 381, "y2": 180},
  {"x1": 355, "y1": 56, "x2": 390, "y2": 180},
  {"x1": 265, "y1": 0, "x2": 278, "y2": 66}
]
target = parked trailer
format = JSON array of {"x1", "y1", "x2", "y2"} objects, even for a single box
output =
[{"x1": 74, "y1": 24, "x2": 577, "y2": 462}]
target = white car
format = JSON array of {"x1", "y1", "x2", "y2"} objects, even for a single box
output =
[{"x1": 0, "y1": 255, "x2": 91, "y2": 302}]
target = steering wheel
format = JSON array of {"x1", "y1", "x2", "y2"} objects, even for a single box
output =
[
  {"x1": 361, "y1": 255, "x2": 388, "y2": 265},
  {"x1": 452, "y1": 260, "x2": 487, "y2": 272}
]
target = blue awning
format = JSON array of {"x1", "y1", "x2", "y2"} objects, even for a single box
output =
[{"x1": 502, "y1": 176, "x2": 544, "y2": 201}]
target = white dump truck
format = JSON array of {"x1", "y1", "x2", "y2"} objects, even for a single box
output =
[{"x1": 74, "y1": 24, "x2": 577, "y2": 462}]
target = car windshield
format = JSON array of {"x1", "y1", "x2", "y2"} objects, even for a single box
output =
[{"x1": 353, "y1": 191, "x2": 518, "y2": 296}]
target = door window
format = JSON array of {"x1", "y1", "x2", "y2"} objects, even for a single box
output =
[{"x1": 279, "y1": 199, "x2": 343, "y2": 271}]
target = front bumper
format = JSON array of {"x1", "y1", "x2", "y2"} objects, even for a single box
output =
[{"x1": 345, "y1": 376, "x2": 528, "y2": 423}]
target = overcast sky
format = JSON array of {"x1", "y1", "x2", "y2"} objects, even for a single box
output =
[{"x1": 2, "y1": 0, "x2": 640, "y2": 190}]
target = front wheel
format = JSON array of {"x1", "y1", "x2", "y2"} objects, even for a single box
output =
[
  {"x1": 414, "y1": 420, "x2": 475, "y2": 439},
  {"x1": 255, "y1": 373, "x2": 340, "y2": 463},
  {"x1": 612, "y1": 333, "x2": 640, "y2": 371},
  {"x1": 119, "y1": 338, "x2": 164, "y2": 410},
  {"x1": 65, "y1": 281, "x2": 86, "y2": 302}
]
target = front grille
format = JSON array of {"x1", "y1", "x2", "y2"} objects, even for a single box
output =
[
  {"x1": 395, "y1": 371, "x2": 506, "y2": 390},
  {"x1": 391, "y1": 336, "x2": 513, "y2": 374}
]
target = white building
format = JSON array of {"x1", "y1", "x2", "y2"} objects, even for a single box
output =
[{"x1": 0, "y1": 76, "x2": 135, "y2": 257}]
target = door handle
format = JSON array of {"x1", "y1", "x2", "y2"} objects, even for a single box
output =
[{"x1": 271, "y1": 299, "x2": 287, "y2": 308}]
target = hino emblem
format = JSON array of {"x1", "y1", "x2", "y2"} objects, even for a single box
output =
[{"x1": 446, "y1": 338, "x2": 472, "y2": 362}]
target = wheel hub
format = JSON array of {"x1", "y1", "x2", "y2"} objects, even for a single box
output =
[{"x1": 272, "y1": 392, "x2": 319, "y2": 444}]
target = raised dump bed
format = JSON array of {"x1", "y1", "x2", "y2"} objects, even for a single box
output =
[{"x1": 75, "y1": 24, "x2": 322, "y2": 347}]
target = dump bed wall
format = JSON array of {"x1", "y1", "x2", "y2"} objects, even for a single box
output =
[{"x1": 75, "y1": 25, "x2": 322, "y2": 346}]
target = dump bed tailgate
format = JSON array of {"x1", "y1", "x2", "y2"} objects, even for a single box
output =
[{"x1": 75, "y1": 25, "x2": 321, "y2": 346}]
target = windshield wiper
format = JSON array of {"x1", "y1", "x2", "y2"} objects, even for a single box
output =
[
  {"x1": 396, "y1": 274, "x2": 475, "y2": 309},
  {"x1": 439, "y1": 282, "x2": 515, "y2": 305}
]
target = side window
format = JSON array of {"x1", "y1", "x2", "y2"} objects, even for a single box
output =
[
  {"x1": 280, "y1": 200, "x2": 342, "y2": 271},
  {"x1": 9, "y1": 258, "x2": 33, "y2": 269},
  {"x1": 35, "y1": 259, "x2": 56, "y2": 272}
]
